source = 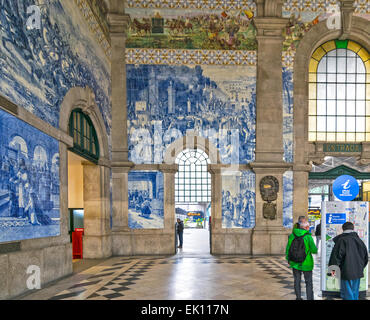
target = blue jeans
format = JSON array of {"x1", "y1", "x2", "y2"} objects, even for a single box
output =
[
  {"x1": 340, "y1": 279, "x2": 360, "y2": 300},
  {"x1": 178, "y1": 232, "x2": 183, "y2": 247}
]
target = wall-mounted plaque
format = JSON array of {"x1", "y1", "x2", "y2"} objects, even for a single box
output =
[
  {"x1": 260, "y1": 176, "x2": 279, "y2": 220},
  {"x1": 260, "y1": 176, "x2": 279, "y2": 202}
]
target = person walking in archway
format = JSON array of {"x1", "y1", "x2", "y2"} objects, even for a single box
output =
[{"x1": 176, "y1": 218, "x2": 184, "y2": 249}]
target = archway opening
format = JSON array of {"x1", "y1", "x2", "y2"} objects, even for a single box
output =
[
  {"x1": 175, "y1": 148, "x2": 211, "y2": 254},
  {"x1": 67, "y1": 108, "x2": 100, "y2": 261}
]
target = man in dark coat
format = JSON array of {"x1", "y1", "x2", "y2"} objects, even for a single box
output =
[
  {"x1": 315, "y1": 221, "x2": 321, "y2": 249},
  {"x1": 329, "y1": 222, "x2": 368, "y2": 300},
  {"x1": 176, "y1": 218, "x2": 184, "y2": 249}
]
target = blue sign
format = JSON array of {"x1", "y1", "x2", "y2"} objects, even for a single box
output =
[
  {"x1": 332, "y1": 175, "x2": 359, "y2": 201},
  {"x1": 326, "y1": 213, "x2": 347, "y2": 225}
]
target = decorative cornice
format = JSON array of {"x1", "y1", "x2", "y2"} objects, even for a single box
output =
[
  {"x1": 74, "y1": 0, "x2": 111, "y2": 59},
  {"x1": 107, "y1": 13, "x2": 131, "y2": 35}
]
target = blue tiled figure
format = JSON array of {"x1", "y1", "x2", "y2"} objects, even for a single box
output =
[
  {"x1": 128, "y1": 171, "x2": 164, "y2": 229},
  {"x1": 0, "y1": 109, "x2": 60, "y2": 242}
]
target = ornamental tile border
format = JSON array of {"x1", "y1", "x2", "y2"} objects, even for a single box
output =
[
  {"x1": 125, "y1": 48, "x2": 257, "y2": 65},
  {"x1": 125, "y1": 0, "x2": 256, "y2": 10},
  {"x1": 74, "y1": 0, "x2": 112, "y2": 59},
  {"x1": 125, "y1": 0, "x2": 369, "y2": 14}
]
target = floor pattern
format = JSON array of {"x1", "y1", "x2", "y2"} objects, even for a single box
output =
[{"x1": 20, "y1": 253, "x2": 369, "y2": 301}]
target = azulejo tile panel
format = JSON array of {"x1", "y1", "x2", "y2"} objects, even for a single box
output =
[
  {"x1": 127, "y1": 64, "x2": 256, "y2": 165},
  {"x1": 222, "y1": 170, "x2": 255, "y2": 228},
  {"x1": 125, "y1": 8, "x2": 257, "y2": 51},
  {"x1": 128, "y1": 171, "x2": 164, "y2": 229},
  {"x1": 0, "y1": 0, "x2": 111, "y2": 133},
  {"x1": 0, "y1": 109, "x2": 60, "y2": 242},
  {"x1": 283, "y1": 171, "x2": 293, "y2": 229},
  {"x1": 283, "y1": 67, "x2": 294, "y2": 163}
]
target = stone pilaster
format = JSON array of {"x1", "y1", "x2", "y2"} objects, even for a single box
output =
[
  {"x1": 159, "y1": 164, "x2": 178, "y2": 232},
  {"x1": 339, "y1": 0, "x2": 355, "y2": 40},
  {"x1": 251, "y1": 13, "x2": 292, "y2": 255},
  {"x1": 82, "y1": 162, "x2": 112, "y2": 258},
  {"x1": 107, "y1": 11, "x2": 134, "y2": 238}
]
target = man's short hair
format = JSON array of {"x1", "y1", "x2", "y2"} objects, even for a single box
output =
[
  {"x1": 297, "y1": 216, "x2": 306, "y2": 225},
  {"x1": 342, "y1": 222, "x2": 354, "y2": 231}
]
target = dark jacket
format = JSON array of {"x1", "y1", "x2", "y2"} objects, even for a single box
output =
[
  {"x1": 177, "y1": 221, "x2": 184, "y2": 233},
  {"x1": 315, "y1": 223, "x2": 321, "y2": 237},
  {"x1": 328, "y1": 231, "x2": 368, "y2": 281}
]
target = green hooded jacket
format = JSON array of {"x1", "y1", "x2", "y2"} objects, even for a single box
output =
[{"x1": 285, "y1": 227, "x2": 318, "y2": 271}]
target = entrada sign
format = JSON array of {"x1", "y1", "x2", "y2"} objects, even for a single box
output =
[{"x1": 323, "y1": 143, "x2": 362, "y2": 153}]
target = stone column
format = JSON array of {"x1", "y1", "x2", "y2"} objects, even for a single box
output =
[
  {"x1": 209, "y1": 164, "x2": 223, "y2": 254},
  {"x1": 160, "y1": 164, "x2": 178, "y2": 254},
  {"x1": 107, "y1": 11, "x2": 135, "y2": 254},
  {"x1": 82, "y1": 162, "x2": 112, "y2": 258},
  {"x1": 251, "y1": 11, "x2": 292, "y2": 255}
]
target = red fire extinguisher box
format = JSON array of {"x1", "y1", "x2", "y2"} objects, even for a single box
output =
[{"x1": 72, "y1": 228, "x2": 84, "y2": 259}]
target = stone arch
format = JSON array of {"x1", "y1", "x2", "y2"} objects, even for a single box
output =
[
  {"x1": 293, "y1": 16, "x2": 370, "y2": 164},
  {"x1": 292, "y1": 16, "x2": 370, "y2": 224},
  {"x1": 59, "y1": 86, "x2": 109, "y2": 164},
  {"x1": 59, "y1": 86, "x2": 112, "y2": 259},
  {"x1": 163, "y1": 133, "x2": 221, "y2": 165}
]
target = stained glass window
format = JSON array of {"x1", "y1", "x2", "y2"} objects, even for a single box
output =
[
  {"x1": 308, "y1": 40, "x2": 370, "y2": 142},
  {"x1": 175, "y1": 149, "x2": 211, "y2": 203},
  {"x1": 68, "y1": 109, "x2": 100, "y2": 163}
]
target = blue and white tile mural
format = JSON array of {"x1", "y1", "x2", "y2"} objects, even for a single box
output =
[
  {"x1": 283, "y1": 171, "x2": 293, "y2": 229},
  {"x1": 0, "y1": 109, "x2": 60, "y2": 242},
  {"x1": 127, "y1": 64, "x2": 256, "y2": 165},
  {"x1": 283, "y1": 67, "x2": 294, "y2": 163},
  {"x1": 128, "y1": 171, "x2": 164, "y2": 229},
  {"x1": 0, "y1": 0, "x2": 110, "y2": 134},
  {"x1": 222, "y1": 171, "x2": 255, "y2": 228}
]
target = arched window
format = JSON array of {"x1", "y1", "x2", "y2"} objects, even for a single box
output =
[
  {"x1": 68, "y1": 109, "x2": 99, "y2": 163},
  {"x1": 175, "y1": 149, "x2": 211, "y2": 203},
  {"x1": 308, "y1": 40, "x2": 369, "y2": 142}
]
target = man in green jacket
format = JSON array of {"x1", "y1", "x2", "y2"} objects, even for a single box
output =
[{"x1": 286, "y1": 217, "x2": 318, "y2": 300}]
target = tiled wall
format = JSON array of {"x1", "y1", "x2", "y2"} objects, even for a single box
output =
[{"x1": 0, "y1": 109, "x2": 60, "y2": 242}]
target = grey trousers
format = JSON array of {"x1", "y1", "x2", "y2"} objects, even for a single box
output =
[{"x1": 292, "y1": 268, "x2": 314, "y2": 300}]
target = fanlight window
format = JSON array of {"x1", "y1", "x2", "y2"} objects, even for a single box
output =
[
  {"x1": 68, "y1": 109, "x2": 99, "y2": 163},
  {"x1": 175, "y1": 149, "x2": 211, "y2": 203},
  {"x1": 308, "y1": 40, "x2": 369, "y2": 142}
]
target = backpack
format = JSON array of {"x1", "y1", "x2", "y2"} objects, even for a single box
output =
[{"x1": 288, "y1": 233, "x2": 309, "y2": 263}]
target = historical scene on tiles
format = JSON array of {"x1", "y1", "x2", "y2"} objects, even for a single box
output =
[
  {"x1": 125, "y1": 8, "x2": 256, "y2": 50},
  {"x1": 221, "y1": 171, "x2": 255, "y2": 228},
  {"x1": 0, "y1": 0, "x2": 110, "y2": 131},
  {"x1": 0, "y1": 109, "x2": 60, "y2": 243},
  {"x1": 283, "y1": 67, "x2": 294, "y2": 163},
  {"x1": 127, "y1": 64, "x2": 256, "y2": 165},
  {"x1": 283, "y1": 171, "x2": 293, "y2": 229},
  {"x1": 128, "y1": 171, "x2": 164, "y2": 229}
]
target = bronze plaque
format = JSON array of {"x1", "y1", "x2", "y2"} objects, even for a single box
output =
[
  {"x1": 263, "y1": 203, "x2": 277, "y2": 220},
  {"x1": 260, "y1": 176, "x2": 279, "y2": 202}
]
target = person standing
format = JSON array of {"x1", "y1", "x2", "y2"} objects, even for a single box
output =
[
  {"x1": 286, "y1": 216, "x2": 318, "y2": 300},
  {"x1": 315, "y1": 221, "x2": 321, "y2": 249},
  {"x1": 176, "y1": 218, "x2": 184, "y2": 249},
  {"x1": 329, "y1": 222, "x2": 368, "y2": 300}
]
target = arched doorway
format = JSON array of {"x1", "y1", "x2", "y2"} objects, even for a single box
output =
[
  {"x1": 175, "y1": 148, "x2": 212, "y2": 254},
  {"x1": 60, "y1": 87, "x2": 111, "y2": 260}
]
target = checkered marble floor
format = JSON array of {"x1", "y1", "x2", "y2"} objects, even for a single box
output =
[{"x1": 21, "y1": 254, "x2": 369, "y2": 301}]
